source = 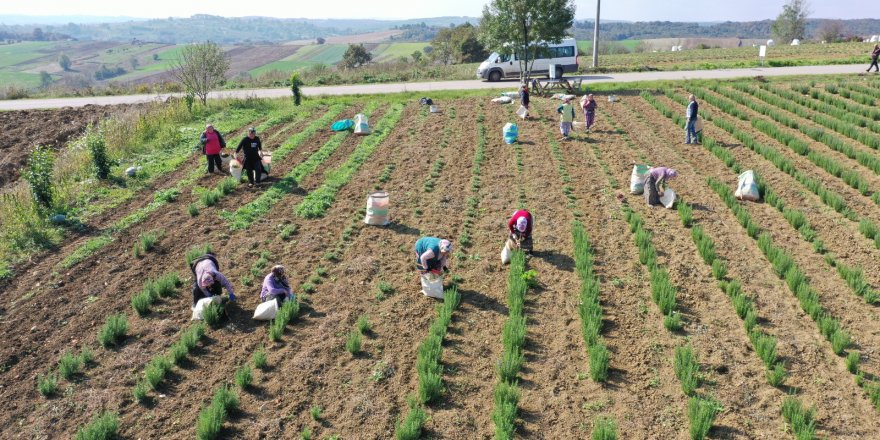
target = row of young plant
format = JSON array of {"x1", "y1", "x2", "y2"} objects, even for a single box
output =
[
  {"x1": 651, "y1": 93, "x2": 880, "y2": 304},
  {"x1": 697, "y1": 86, "x2": 877, "y2": 198},
  {"x1": 792, "y1": 82, "x2": 880, "y2": 122},
  {"x1": 715, "y1": 84, "x2": 880, "y2": 192},
  {"x1": 546, "y1": 132, "x2": 584, "y2": 218},
  {"x1": 491, "y1": 250, "x2": 530, "y2": 440},
  {"x1": 36, "y1": 345, "x2": 94, "y2": 397},
  {"x1": 131, "y1": 323, "x2": 207, "y2": 402},
  {"x1": 422, "y1": 121, "x2": 452, "y2": 194},
  {"x1": 621, "y1": 207, "x2": 719, "y2": 440},
  {"x1": 223, "y1": 103, "x2": 350, "y2": 229},
  {"x1": 394, "y1": 287, "x2": 462, "y2": 439},
  {"x1": 456, "y1": 109, "x2": 486, "y2": 256},
  {"x1": 295, "y1": 103, "x2": 404, "y2": 218},
  {"x1": 838, "y1": 81, "x2": 880, "y2": 106}
]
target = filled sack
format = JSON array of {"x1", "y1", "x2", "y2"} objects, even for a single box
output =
[
  {"x1": 500, "y1": 239, "x2": 514, "y2": 264},
  {"x1": 694, "y1": 118, "x2": 704, "y2": 133},
  {"x1": 354, "y1": 113, "x2": 370, "y2": 136},
  {"x1": 331, "y1": 119, "x2": 354, "y2": 131},
  {"x1": 735, "y1": 170, "x2": 761, "y2": 201},
  {"x1": 419, "y1": 97, "x2": 434, "y2": 106},
  {"x1": 253, "y1": 299, "x2": 279, "y2": 321},
  {"x1": 630, "y1": 164, "x2": 651, "y2": 195},
  {"x1": 191, "y1": 296, "x2": 223, "y2": 321},
  {"x1": 229, "y1": 159, "x2": 242, "y2": 181},
  {"x1": 516, "y1": 105, "x2": 529, "y2": 119},
  {"x1": 420, "y1": 273, "x2": 444, "y2": 299},
  {"x1": 491, "y1": 96, "x2": 513, "y2": 104},
  {"x1": 502, "y1": 122, "x2": 519, "y2": 144}
]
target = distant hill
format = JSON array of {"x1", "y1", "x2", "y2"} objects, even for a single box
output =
[
  {"x1": 0, "y1": 14, "x2": 137, "y2": 25},
  {"x1": 572, "y1": 19, "x2": 880, "y2": 41}
]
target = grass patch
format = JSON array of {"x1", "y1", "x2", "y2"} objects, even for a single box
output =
[
  {"x1": 37, "y1": 373, "x2": 58, "y2": 397},
  {"x1": 97, "y1": 313, "x2": 127, "y2": 348},
  {"x1": 74, "y1": 411, "x2": 118, "y2": 440},
  {"x1": 591, "y1": 417, "x2": 618, "y2": 440}
]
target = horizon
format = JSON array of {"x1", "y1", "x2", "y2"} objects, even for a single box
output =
[{"x1": 2, "y1": 0, "x2": 879, "y2": 23}]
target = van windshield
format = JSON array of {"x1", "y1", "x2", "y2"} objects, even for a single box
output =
[{"x1": 486, "y1": 52, "x2": 512, "y2": 63}]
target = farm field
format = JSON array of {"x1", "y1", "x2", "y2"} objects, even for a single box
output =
[{"x1": 2, "y1": 75, "x2": 880, "y2": 439}]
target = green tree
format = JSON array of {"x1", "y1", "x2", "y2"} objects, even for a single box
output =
[
  {"x1": 168, "y1": 42, "x2": 229, "y2": 105},
  {"x1": 59, "y1": 54, "x2": 71, "y2": 71},
  {"x1": 479, "y1": 0, "x2": 576, "y2": 81},
  {"x1": 455, "y1": 24, "x2": 489, "y2": 63},
  {"x1": 129, "y1": 56, "x2": 139, "y2": 70},
  {"x1": 339, "y1": 44, "x2": 372, "y2": 69},
  {"x1": 816, "y1": 20, "x2": 844, "y2": 43},
  {"x1": 772, "y1": 0, "x2": 811, "y2": 43},
  {"x1": 411, "y1": 50, "x2": 422, "y2": 63},
  {"x1": 25, "y1": 145, "x2": 55, "y2": 212},
  {"x1": 430, "y1": 27, "x2": 456, "y2": 65},
  {"x1": 39, "y1": 71, "x2": 52, "y2": 88}
]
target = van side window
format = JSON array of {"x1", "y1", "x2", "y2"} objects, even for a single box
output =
[
  {"x1": 551, "y1": 46, "x2": 575, "y2": 58},
  {"x1": 499, "y1": 53, "x2": 512, "y2": 62}
]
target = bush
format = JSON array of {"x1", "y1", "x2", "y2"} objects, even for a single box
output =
[
  {"x1": 74, "y1": 412, "x2": 118, "y2": 440},
  {"x1": 132, "y1": 291, "x2": 152, "y2": 316},
  {"x1": 196, "y1": 385, "x2": 239, "y2": 440},
  {"x1": 24, "y1": 145, "x2": 55, "y2": 212},
  {"x1": 185, "y1": 244, "x2": 213, "y2": 266},
  {"x1": 86, "y1": 129, "x2": 111, "y2": 180},
  {"x1": 766, "y1": 363, "x2": 787, "y2": 387},
  {"x1": 846, "y1": 351, "x2": 860, "y2": 374},
  {"x1": 188, "y1": 204, "x2": 200, "y2": 216},
  {"x1": 144, "y1": 356, "x2": 171, "y2": 390},
  {"x1": 132, "y1": 382, "x2": 148, "y2": 403},
  {"x1": 781, "y1": 396, "x2": 817, "y2": 440},
  {"x1": 310, "y1": 405, "x2": 323, "y2": 421},
  {"x1": 37, "y1": 373, "x2": 58, "y2": 397},
  {"x1": 97, "y1": 314, "x2": 128, "y2": 348},
  {"x1": 491, "y1": 381, "x2": 519, "y2": 440},
  {"x1": 200, "y1": 189, "x2": 220, "y2": 207}
]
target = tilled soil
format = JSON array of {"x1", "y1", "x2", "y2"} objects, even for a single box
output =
[{"x1": 1, "y1": 93, "x2": 879, "y2": 439}]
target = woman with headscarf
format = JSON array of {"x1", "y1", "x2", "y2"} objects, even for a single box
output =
[
  {"x1": 507, "y1": 209, "x2": 533, "y2": 252},
  {"x1": 557, "y1": 96, "x2": 576, "y2": 140},
  {"x1": 869, "y1": 44, "x2": 880, "y2": 73},
  {"x1": 261, "y1": 265, "x2": 293, "y2": 307},
  {"x1": 189, "y1": 252, "x2": 236, "y2": 306},
  {"x1": 645, "y1": 167, "x2": 678, "y2": 207},
  {"x1": 581, "y1": 94, "x2": 597, "y2": 133},
  {"x1": 414, "y1": 237, "x2": 452, "y2": 274}
]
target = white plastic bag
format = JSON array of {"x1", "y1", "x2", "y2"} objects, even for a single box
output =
[
  {"x1": 735, "y1": 170, "x2": 761, "y2": 201},
  {"x1": 630, "y1": 164, "x2": 650, "y2": 195},
  {"x1": 420, "y1": 273, "x2": 444, "y2": 299},
  {"x1": 500, "y1": 239, "x2": 513, "y2": 264},
  {"x1": 191, "y1": 296, "x2": 222, "y2": 321},
  {"x1": 516, "y1": 105, "x2": 529, "y2": 119},
  {"x1": 492, "y1": 96, "x2": 513, "y2": 104},
  {"x1": 354, "y1": 114, "x2": 370, "y2": 135},
  {"x1": 503, "y1": 123, "x2": 519, "y2": 144},
  {"x1": 660, "y1": 188, "x2": 677, "y2": 209},
  {"x1": 253, "y1": 299, "x2": 278, "y2": 321},
  {"x1": 430, "y1": 105, "x2": 439, "y2": 113}
]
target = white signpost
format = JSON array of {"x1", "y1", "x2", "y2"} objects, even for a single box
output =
[{"x1": 759, "y1": 45, "x2": 767, "y2": 66}]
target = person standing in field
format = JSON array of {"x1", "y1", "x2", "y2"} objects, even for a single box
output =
[
  {"x1": 868, "y1": 45, "x2": 880, "y2": 73},
  {"x1": 581, "y1": 94, "x2": 597, "y2": 133},
  {"x1": 200, "y1": 123, "x2": 227, "y2": 174},
  {"x1": 645, "y1": 166, "x2": 678, "y2": 207},
  {"x1": 685, "y1": 95, "x2": 699, "y2": 144},
  {"x1": 415, "y1": 237, "x2": 452, "y2": 275},
  {"x1": 261, "y1": 265, "x2": 294, "y2": 307},
  {"x1": 507, "y1": 209, "x2": 534, "y2": 253},
  {"x1": 519, "y1": 84, "x2": 531, "y2": 119},
  {"x1": 557, "y1": 96, "x2": 576, "y2": 140},
  {"x1": 235, "y1": 127, "x2": 264, "y2": 188}
]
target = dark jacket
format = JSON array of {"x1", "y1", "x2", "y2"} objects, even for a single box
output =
[
  {"x1": 872, "y1": 47, "x2": 880, "y2": 59},
  {"x1": 686, "y1": 101, "x2": 699, "y2": 121},
  {"x1": 236, "y1": 136, "x2": 262, "y2": 159}
]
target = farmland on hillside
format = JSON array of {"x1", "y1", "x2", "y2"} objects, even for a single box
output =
[{"x1": 2, "y1": 76, "x2": 880, "y2": 438}]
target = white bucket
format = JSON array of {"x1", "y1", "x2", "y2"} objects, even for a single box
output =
[
  {"x1": 253, "y1": 299, "x2": 278, "y2": 321},
  {"x1": 364, "y1": 191, "x2": 390, "y2": 225},
  {"x1": 420, "y1": 273, "x2": 444, "y2": 299},
  {"x1": 229, "y1": 159, "x2": 242, "y2": 181},
  {"x1": 191, "y1": 296, "x2": 222, "y2": 321},
  {"x1": 430, "y1": 105, "x2": 439, "y2": 113},
  {"x1": 220, "y1": 153, "x2": 232, "y2": 167},
  {"x1": 516, "y1": 105, "x2": 528, "y2": 119},
  {"x1": 660, "y1": 188, "x2": 677, "y2": 209}
]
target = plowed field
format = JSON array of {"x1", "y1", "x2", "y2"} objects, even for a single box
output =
[{"x1": 2, "y1": 77, "x2": 880, "y2": 439}]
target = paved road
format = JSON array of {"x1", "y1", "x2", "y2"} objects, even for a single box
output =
[{"x1": 0, "y1": 63, "x2": 869, "y2": 111}]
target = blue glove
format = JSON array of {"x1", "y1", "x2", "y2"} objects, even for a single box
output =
[{"x1": 228, "y1": 292, "x2": 237, "y2": 302}]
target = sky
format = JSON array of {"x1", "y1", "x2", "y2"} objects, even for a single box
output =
[{"x1": 1, "y1": 0, "x2": 878, "y2": 22}]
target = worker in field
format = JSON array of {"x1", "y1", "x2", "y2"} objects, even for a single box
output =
[
  {"x1": 685, "y1": 95, "x2": 700, "y2": 144},
  {"x1": 557, "y1": 96, "x2": 576, "y2": 140},
  {"x1": 868, "y1": 44, "x2": 880, "y2": 73},
  {"x1": 645, "y1": 167, "x2": 678, "y2": 207},
  {"x1": 415, "y1": 237, "x2": 452, "y2": 274},
  {"x1": 235, "y1": 127, "x2": 264, "y2": 187},
  {"x1": 200, "y1": 123, "x2": 228, "y2": 174},
  {"x1": 508, "y1": 209, "x2": 533, "y2": 253},
  {"x1": 190, "y1": 252, "x2": 236, "y2": 306},
  {"x1": 519, "y1": 83, "x2": 531, "y2": 119},
  {"x1": 261, "y1": 265, "x2": 294, "y2": 307},
  {"x1": 581, "y1": 94, "x2": 597, "y2": 133}
]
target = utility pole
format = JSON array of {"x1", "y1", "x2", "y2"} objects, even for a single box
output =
[{"x1": 591, "y1": 0, "x2": 600, "y2": 68}]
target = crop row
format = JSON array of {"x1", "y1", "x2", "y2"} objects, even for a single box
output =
[
  {"x1": 394, "y1": 287, "x2": 461, "y2": 440},
  {"x1": 794, "y1": 82, "x2": 880, "y2": 121},
  {"x1": 37, "y1": 346, "x2": 94, "y2": 397},
  {"x1": 132, "y1": 323, "x2": 206, "y2": 402},
  {"x1": 295, "y1": 103, "x2": 404, "y2": 218},
  {"x1": 130, "y1": 272, "x2": 182, "y2": 316},
  {"x1": 456, "y1": 108, "x2": 486, "y2": 255},
  {"x1": 224, "y1": 103, "x2": 350, "y2": 229},
  {"x1": 491, "y1": 250, "x2": 530, "y2": 440},
  {"x1": 422, "y1": 122, "x2": 452, "y2": 193},
  {"x1": 571, "y1": 221, "x2": 611, "y2": 382},
  {"x1": 838, "y1": 81, "x2": 880, "y2": 105},
  {"x1": 195, "y1": 384, "x2": 239, "y2": 440},
  {"x1": 706, "y1": 86, "x2": 875, "y2": 196}
]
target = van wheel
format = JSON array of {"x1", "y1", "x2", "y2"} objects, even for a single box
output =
[{"x1": 488, "y1": 71, "x2": 502, "y2": 82}]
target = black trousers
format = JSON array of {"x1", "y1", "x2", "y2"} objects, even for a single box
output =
[
  {"x1": 206, "y1": 154, "x2": 223, "y2": 172},
  {"x1": 192, "y1": 282, "x2": 222, "y2": 306},
  {"x1": 870, "y1": 58, "x2": 879, "y2": 72},
  {"x1": 243, "y1": 156, "x2": 262, "y2": 184}
]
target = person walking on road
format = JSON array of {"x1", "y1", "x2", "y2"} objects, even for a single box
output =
[
  {"x1": 507, "y1": 209, "x2": 534, "y2": 253},
  {"x1": 190, "y1": 252, "x2": 236, "y2": 306},
  {"x1": 581, "y1": 94, "x2": 597, "y2": 133},
  {"x1": 235, "y1": 127, "x2": 264, "y2": 187},
  {"x1": 200, "y1": 123, "x2": 227, "y2": 174},
  {"x1": 645, "y1": 166, "x2": 678, "y2": 207},
  {"x1": 685, "y1": 95, "x2": 699, "y2": 144},
  {"x1": 415, "y1": 237, "x2": 452, "y2": 275},
  {"x1": 557, "y1": 96, "x2": 576, "y2": 140},
  {"x1": 261, "y1": 265, "x2": 294, "y2": 307},
  {"x1": 868, "y1": 45, "x2": 880, "y2": 73}
]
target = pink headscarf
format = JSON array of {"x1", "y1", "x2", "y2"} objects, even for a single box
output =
[
  {"x1": 439, "y1": 239, "x2": 452, "y2": 253},
  {"x1": 199, "y1": 273, "x2": 215, "y2": 288}
]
